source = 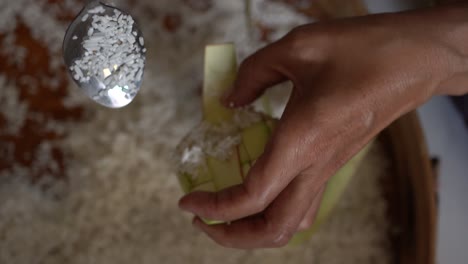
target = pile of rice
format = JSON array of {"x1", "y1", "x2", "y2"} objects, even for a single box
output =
[{"x1": 0, "y1": 0, "x2": 391, "y2": 263}]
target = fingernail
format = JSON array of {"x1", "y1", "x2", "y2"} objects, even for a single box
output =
[{"x1": 227, "y1": 101, "x2": 236, "y2": 108}]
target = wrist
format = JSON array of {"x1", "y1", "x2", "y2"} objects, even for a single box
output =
[
  {"x1": 420, "y1": 4, "x2": 468, "y2": 95},
  {"x1": 377, "y1": 4, "x2": 468, "y2": 97}
]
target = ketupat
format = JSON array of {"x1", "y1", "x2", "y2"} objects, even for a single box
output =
[
  {"x1": 176, "y1": 44, "x2": 277, "y2": 225},
  {"x1": 176, "y1": 44, "x2": 372, "y2": 240}
]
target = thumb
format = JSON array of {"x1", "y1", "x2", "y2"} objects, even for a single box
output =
[{"x1": 223, "y1": 42, "x2": 287, "y2": 107}]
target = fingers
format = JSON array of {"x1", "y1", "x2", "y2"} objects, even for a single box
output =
[
  {"x1": 224, "y1": 25, "x2": 329, "y2": 108},
  {"x1": 179, "y1": 99, "x2": 319, "y2": 222},
  {"x1": 178, "y1": 107, "x2": 314, "y2": 222},
  {"x1": 297, "y1": 185, "x2": 325, "y2": 232},
  {"x1": 223, "y1": 41, "x2": 288, "y2": 107},
  {"x1": 191, "y1": 176, "x2": 321, "y2": 249},
  {"x1": 179, "y1": 183, "x2": 261, "y2": 222},
  {"x1": 178, "y1": 142, "x2": 302, "y2": 222}
]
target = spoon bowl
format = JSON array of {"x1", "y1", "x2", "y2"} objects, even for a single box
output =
[{"x1": 63, "y1": 0, "x2": 145, "y2": 108}]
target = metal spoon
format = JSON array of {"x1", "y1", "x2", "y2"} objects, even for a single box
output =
[{"x1": 63, "y1": 0, "x2": 145, "y2": 108}]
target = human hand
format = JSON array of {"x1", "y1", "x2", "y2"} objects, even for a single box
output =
[{"x1": 179, "y1": 5, "x2": 468, "y2": 249}]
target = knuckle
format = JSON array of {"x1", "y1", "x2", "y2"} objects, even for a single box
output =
[
  {"x1": 244, "y1": 179, "x2": 272, "y2": 213},
  {"x1": 250, "y1": 190, "x2": 270, "y2": 213},
  {"x1": 285, "y1": 25, "x2": 310, "y2": 50},
  {"x1": 298, "y1": 218, "x2": 313, "y2": 231},
  {"x1": 270, "y1": 228, "x2": 293, "y2": 248},
  {"x1": 265, "y1": 222, "x2": 295, "y2": 248},
  {"x1": 284, "y1": 25, "x2": 330, "y2": 61}
]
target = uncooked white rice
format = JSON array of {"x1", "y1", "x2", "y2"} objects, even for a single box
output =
[
  {"x1": 176, "y1": 109, "x2": 268, "y2": 176},
  {"x1": 71, "y1": 6, "x2": 145, "y2": 98}
]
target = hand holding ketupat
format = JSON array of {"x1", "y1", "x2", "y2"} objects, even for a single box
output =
[
  {"x1": 175, "y1": 44, "x2": 371, "y2": 231},
  {"x1": 179, "y1": 3, "x2": 468, "y2": 249}
]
